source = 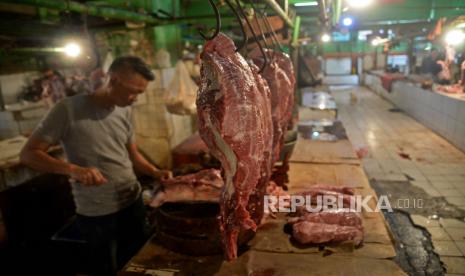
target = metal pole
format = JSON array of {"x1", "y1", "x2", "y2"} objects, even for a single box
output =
[
  {"x1": 292, "y1": 16, "x2": 301, "y2": 47},
  {"x1": 317, "y1": 0, "x2": 329, "y2": 28},
  {"x1": 263, "y1": 0, "x2": 294, "y2": 28}
]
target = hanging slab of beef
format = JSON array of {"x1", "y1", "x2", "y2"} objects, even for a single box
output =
[
  {"x1": 149, "y1": 169, "x2": 223, "y2": 208},
  {"x1": 245, "y1": 61, "x2": 274, "y2": 229},
  {"x1": 251, "y1": 49, "x2": 295, "y2": 165},
  {"x1": 196, "y1": 33, "x2": 273, "y2": 260}
]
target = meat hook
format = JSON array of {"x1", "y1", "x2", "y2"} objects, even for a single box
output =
[
  {"x1": 235, "y1": 0, "x2": 267, "y2": 73},
  {"x1": 199, "y1": 0, "x2": 221, "y2": 40},
  {"x1": 249, "y1": 0, "x2": 276, "y2": 63}
]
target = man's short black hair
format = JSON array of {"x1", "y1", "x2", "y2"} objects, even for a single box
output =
[{"x1": 109, "y1": 56, "x2": 155, "y2": 81}]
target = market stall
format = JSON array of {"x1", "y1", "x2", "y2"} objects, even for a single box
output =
[
  {"x1": 0, "y1": 0, "x2": 464, "y2": 275},
  {"x1": 364, "y1": 72, "x2": 465, "y2": 152},
  {"x1": 122, "y1": 110, "x2": 404, "y2": 275}
]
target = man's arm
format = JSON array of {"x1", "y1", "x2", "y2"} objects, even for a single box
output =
[
  {"x1": 126, "y1": 143, "x2": 172, "y2": 180},
  {"x1": 20, "y1": 136, "x2": 107, "y2": 186}
]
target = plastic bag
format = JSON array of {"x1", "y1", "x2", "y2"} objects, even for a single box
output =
[
  {"x1": 164, "y1": 61, "x2": 198, "y2": 115},
  {"x1": 155, "y1": 49, "x2": 171, "y2": 69}
]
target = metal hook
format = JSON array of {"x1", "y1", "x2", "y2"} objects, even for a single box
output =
[
  {"x1": 249, "y1": 0, "x2": 276, "y2": 63},
  {"x1": 225, "y1": 0, "x2": 247, "y2": 52},
  {"x1": 262, "y1": 10, "x2": 284, "y2": 52},
  {"x1": 235, "y1": 0, "x2": 267, "y2": 73},
  {"x1": 249, "y1": 0, "x2": 270, "y2": 50},
  {"x1": 198, "y1": 0, "x2": 221, "y2": 40}
]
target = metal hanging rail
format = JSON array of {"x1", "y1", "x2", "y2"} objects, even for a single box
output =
[{"x1": 1, "y1": 0, "x2": 160, "y2": 24}]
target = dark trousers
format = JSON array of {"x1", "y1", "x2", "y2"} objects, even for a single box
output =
[{"x1": 76, "y1": 196, "x2": 148, "y2": 276}]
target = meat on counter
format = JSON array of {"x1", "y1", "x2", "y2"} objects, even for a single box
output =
[
  {"x1": 288, "y1": 185, "x2": 364, "y2": 247},
  {"x1": 150, "y1": 169, "x2": 223, "y2": 207}
]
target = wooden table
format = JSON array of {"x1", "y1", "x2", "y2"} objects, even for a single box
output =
[{"x1": 121, "y1": 125, "x2": 404, "y2": 275}]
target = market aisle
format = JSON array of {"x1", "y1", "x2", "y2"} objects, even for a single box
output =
[{"x1": 332, "y1": 85, "x2": 465, "y2": 274}]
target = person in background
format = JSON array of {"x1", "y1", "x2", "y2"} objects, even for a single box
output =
[
  {"x1": 421, "y1": 48, "x2": 442, "y2": 75},
  {"x1": 41, "y1": 69, "x2": 66, "y2": 106},
  {"x1": 20, "y1": 56, "x2": 172, "y2": 275},
  {"x1": 435, "y1": 53, "x2": 451, "y2": 85}
]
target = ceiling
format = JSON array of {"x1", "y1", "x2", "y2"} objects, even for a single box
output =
[
  {"x1": 0, "y1": 0, "x2": 464, "y2": 49},
  {"x1": 291, "y1": 0, "x2": 465, "y2": 25}
]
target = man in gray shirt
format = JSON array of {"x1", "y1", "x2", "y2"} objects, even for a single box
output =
[{"x1": 20, "y1": 56, "x2": 171, "y2": 275}]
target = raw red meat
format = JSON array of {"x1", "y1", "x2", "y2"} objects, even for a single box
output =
[
  {"x1": 436, "y1": 84, "x2": 464, "y2": 94},
  {"x1": 287, "y1": 210, "x2": 363, "y2": 229},
  {"x1": 297, "y1": 188, "x2": 355, "y2": 208},
  {"x1": 245, "y1": 62, "x2": 274, "y2": 227},
  {"x1": 197, "y1": 33, "x2": 273, "y2": 260},
  {"x1": 251, "y1": 49, "x2": 295, "y2": 164},
  {"x1": 292, "y1": 221, "x2": 363, "y2": 246},
  {"x1": 266, "y1": 181, "x2": 289, "y2": 197},
  {"x1": 289, "y1": 186, "x2": 364, "y2": 246},
  {"x1": 149, "y1": 169, "x2": 223, "y2": 207},
  {"x1": 305, "y1": 185, "x2": 355, "y2": 195}
]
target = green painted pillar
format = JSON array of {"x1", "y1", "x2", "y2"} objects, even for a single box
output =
[{"x1": 292, "y1": 16, "x2": 301, "y2": 47}]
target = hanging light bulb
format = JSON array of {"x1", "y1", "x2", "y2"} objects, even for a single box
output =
[
  {"x1": 63, "y1": 42, "x2": 81, "y2": 58},
  {"x1": 321, "y1": 33, "x2": 331, "y2": 43},
  {"x1": 346, "y1": 0, "x2": 374, "y2": 9},
  {"x1": 342, "y1": 17, "x2": 353, "y2": 27},
  {"x1": 445, "y1": 30, "x2": 465, "y2": 46}
]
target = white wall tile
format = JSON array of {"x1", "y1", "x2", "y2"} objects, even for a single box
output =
[
  {"x1": 457, "y1": 100, "x2": 465, "y2": 124},
  {"x1": 445, "y1": 116, "x2": 457, "y2": 139},
  {"x1": 444, "y1": 97, "x2": 459, "y2": 118}
]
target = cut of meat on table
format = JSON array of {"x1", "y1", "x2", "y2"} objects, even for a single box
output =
[
  {"x1": 288, "y1": 186, "x2": 365, "y2": 247},
  {"x1": 266, "y1": 181, "x2": 289, "y2": 197},
  {"x1": 304, "y1": 184, "x2": 355, "y2": 195},
  {"x1": 265, "y1": 181, "x2": 290, "y2": 218},
  {"x1": 287, "y1": 210, "x2": 363, "y2": 229},
  {"x1": 149, "y1": 169, "x2": 223, "y2": 207},
  {"x1": 196, "y1": 33, "x2": 273, "y2": 260},
  {"x1": 436, "y1": 84, "x2": 464, "y2": 94},
  {"x1": 292, "y1": 221, "x2": 364, "y2": 246},
  {"x1": 297, "y1": 188, "x2": 355, "y2": 208}
]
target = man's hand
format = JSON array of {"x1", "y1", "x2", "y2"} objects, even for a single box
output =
[
  {"x1": 69, "y1": 165, "x2": 108, "y2": 186},
  {"x1": 152, "y1": 169, "x2": 173, "y2": 181}
]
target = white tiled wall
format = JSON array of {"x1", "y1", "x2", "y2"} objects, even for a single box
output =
[
  {"x1": 323, "y1": 75, "x2": 359, "y2": 85},
  {"x1": 364, "y1": 73, "x2": 465, "y2": 153},
  {"x1": 325, "y1": 58, "x2": 352, "y2": 75}
]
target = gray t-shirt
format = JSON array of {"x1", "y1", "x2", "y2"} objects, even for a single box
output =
[{"x1": 32, "y1": 94, "x2": 141, "y2": 216}]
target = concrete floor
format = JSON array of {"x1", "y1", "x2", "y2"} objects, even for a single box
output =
[{"x1": 332, "y1": 85, "x2": 465, "y2": 275}]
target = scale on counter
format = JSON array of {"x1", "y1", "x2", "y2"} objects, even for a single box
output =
[
  {"x1": 301, "y1": 91, "x2": 338, "y2": 118},
  {"x1": 297, "y1": 119, "x2": 348, "y2": 141}
]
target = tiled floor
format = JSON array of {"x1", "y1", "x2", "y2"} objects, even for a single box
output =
[{"x1": 332, "y1": 85, "x2": 465, "y2": 274}]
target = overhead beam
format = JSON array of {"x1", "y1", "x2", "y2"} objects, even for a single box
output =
[{"x1": 0, "y1": 0, "x2": 161, "y2": 24}]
